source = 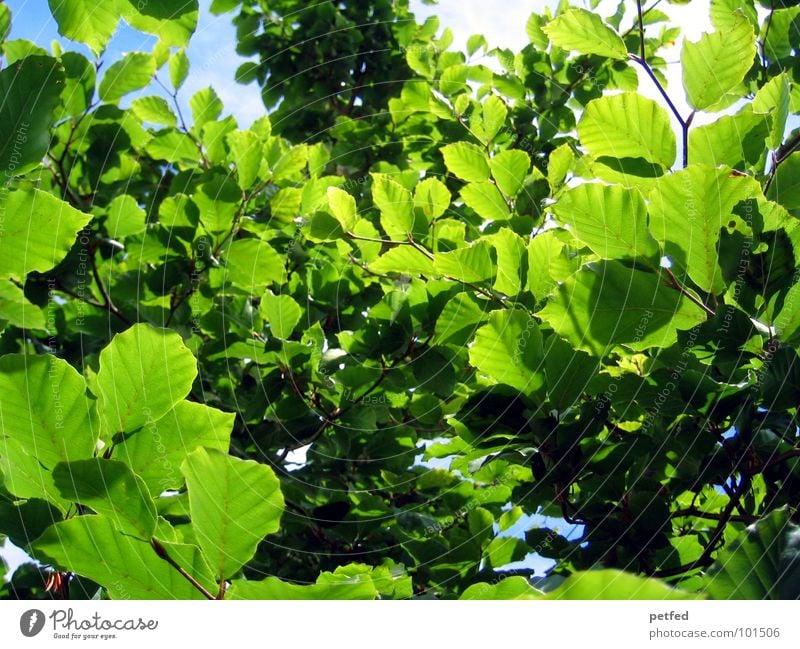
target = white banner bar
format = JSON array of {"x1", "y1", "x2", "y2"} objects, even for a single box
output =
[{"x1": 1, "y1": 600, "x2": 799, "y2": 648}]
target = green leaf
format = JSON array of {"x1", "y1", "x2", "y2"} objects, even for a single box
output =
[
  {"x1": 762, "y1": 6, "x2": 800, "y2": 61},
  {"x1": 772, "y1": 281, "x2": 800, "y2": 345},
  {"x1": 368, "y1": 246, "x2": 436, "y2": 276},
  {"x1": 710, "y1": 0, "x2": 758, "y2": 32},
  {"x1": 766, "y1": 152, "x2": 800, "y2": 209},
  {"x1": 545, "y1": 334, "x2": 600, "y2": 411},
  {"x1": 47, "y1": 0, "x2": 120, "y2": 54},
  {"x1": 461, "y1": 575, "x2": 541, "y2": 599},
  {"x1": 539, "y1": 261, "x2": 707, "y2": 355},
  {"x1": 460, "y1": 182, "x2": 511, "y2": 221},
  {"x1": 489, "y1": 150, "x2": 531, "y2": 198},
  {"x1": 0, "y1": 497, "x2": 63, "y2": 549},
  {"x1": 648, "y1": 164, "x2": 761, "y2": 293},
  {"x1": 752, "y1": 73, "x2": 790, "y2": 150},
  {"x1": 260, "y1": 291, "x2": 302, "y2": 339},
  {"x1": 441, "y1": 142, "x2": 491, "y2": 183},
  {"x1": 482, "y1": 95, "x2": 508, "y2": 142},
  {"x1": 703, "y1": 509, "x2": 798, "y2": 599},
  {"x1": 0, "y1": 440, "x2": 69, "y2": 509},
  {"x1": 526, "y1": 231, "x2": 579, "y2": 301},
  {"x1": 0, "y1": 55, "x2": 64, "y2": 177},
  {"x1": 0, "y1": 4, "x2": 10, "y2": 41},
  {"x1": 486, "y1": 228, "x2": 526, "y2": 295},
  {"x1": 99, "y1": 52, "x2": 155, "y2": 102},
  {"x1": 169, "y1": 48, "x2": 190, "y2": 89},
  {"x1": 0, "y1": 280, "x2": 47, "y2": 330},
  {"x1": 120, "y1": 0, "x2": 199, "y2": 47},
  {"x1": 525, "y1": 14, "x2": 550, "y2": 50},
  {"x1": 193, "y1": 174, "x2": 240, "y2": 233},
  {"x1": 327, "y1": 186, "x2": 358, "y2": 231},
  {"x1": 467, "y1": 33, "x2": 488, "y2": 57},
  {"x1": 145, "y1": 128, "x2": 199, "y2": 166},
  {"x1": 0, "y1": 188, "x2": 92, "y2": 281},
  {"x1": 130, "y1": 95, "x2": 177, "y2": 127},
  {"x1": 181, "y1": 447, "x2": 284, "y2": 579},
  {"x1": 307, "y1": 210, "x2": 344, "y2": 242},
  {"x1": 96, "y1": 324, "x2": 198, "y2": 436},
  {"x1": 414, "y1": 177, "x2": 451, "y2": 222},
  {"x1": 227, "y1": 130, "x2": 262, "y2": 190},
  {"x1": 105, "y1": 194, "x2": 146, "y2": 238},
  {"x1": 229, "y1": 565, "x2": 378, "y2": 600},
  {"x1": 57, "y1": 51, "x2": 95, "y2": 119},
  {"x1": 551, "y1": 183, "x2": 660, "y2": 260},
  {"x1": 53, "y1": 459, "x2": 157, "y2": 538},
  {"x1": 433, "y1": 240, "x2": 494, "y2": 283},
  {"x1": 577, "y1": 93, "x2": 676, "y2": 168},
  {"x1": 468, "y1": 309, "x2": 545, "y2": 395},
  {"x1": 687, "y1": 106, "x2": 769, "y2": 168},
  {"x1": 223, "y1": 238, "x2": 285, "y2": 291},
  {"x1": 115, "y1": 400, "x2": 233, "y2": 495},
  {"x1": 434, "y1": 292, "x2": 488, "y2": 346},
  {"x1": 271, "y1": 145, "x2": 308, "y2": 181},
  {"x1": 543, "y1": 569, "x2": 702, "y2": 599},
  {"x1": 542, "y1": 8, "x2": 628, "y2": 60},
  {"x1": 681, "y1": 14, "x2": 756, "y2": 111},
  {"x1": 0, "y1": 354, "x2": 97, "y2": 470},
  {"x1": 190, "y1": 87, "x2": 223, "y2": 131},
  {"x1": 32, "y1": 515, "x2": 216, "y2": 599},
  {"x1": 371, "y1": 174, "x2": 414, "y2": 239},
  {"x1": 203, "y1": 115, "x2": 238, "y2": 165},
  {"x1": 485, "y1": 536, "x2": 530, "y2": 569}
]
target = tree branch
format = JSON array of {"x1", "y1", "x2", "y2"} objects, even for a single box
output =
[
  {"x1": 630, "y1": 1, "x2": 691, "y2": 167},
  {"x1": 764, "y1": 131, "x2": 800, "y2": 194},
  {"x1": 654, "y1": 472, "x2": 751, "y2": 579}
]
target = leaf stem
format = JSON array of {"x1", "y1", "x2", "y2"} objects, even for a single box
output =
[
  {"x1": 89, "y1": 243, "x2": 132, "y2": 325},
  {"x1": 150, "y1": 538, "x2": 215, "y2": 600},
  {"x1": 664, "y1": 268, "x2": 715, "y2": 317}
]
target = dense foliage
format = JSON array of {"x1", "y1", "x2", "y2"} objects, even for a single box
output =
[{"x1": 1, "y1": 0, "x2": 799, "y2": 600}]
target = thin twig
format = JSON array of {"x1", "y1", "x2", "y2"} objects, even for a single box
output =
[
  {"x1": 655, "y1": 472, "x2": 750, "y2": 578},
  {"x1": 671, "y1": 507, "x2": 757, "y2": 525},
  {"x1": 631, "y1": 1, "x2": 691, "y2": 167},
  {"x1": 764, "y1": 131, "x2": 800, "y2": 194},
  {"x1": 89, "y1": 244, "x2": 132, "y2": 325},
  {"x1": 762, "y1": 448, "x2": 800, "y2": 471},
  {"x1": 154, "y1": 76, "x2": 210, "y2": 169},
  {"x1": 664, "y1": 268, "x2": 716, "y2": 317},
  {"x1": 151, "y1": 538, "x2": 215, "y2": 600}
]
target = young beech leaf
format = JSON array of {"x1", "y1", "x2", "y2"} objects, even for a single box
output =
[
  {"x1": 96, "y1": 324, "x2": 197, "y2": 436},
  {"x1": 181, "y1": 448, "x2": 284, "y2": 580}
]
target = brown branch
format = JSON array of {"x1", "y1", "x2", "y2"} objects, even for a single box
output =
[
  {"x1": 150, "y1": 538, "x2": 215, "y2": 600},
  {"x1": 654, "y1": 473, "x2": 751, "y2": 579},
  {"x1": 764, "y1": 131, "x2": 800, "y2": 194},
  {"x1": 664, "y1": 268, "x2": 716, "y2": 317},
  {"x1": 89, "y1": 243, "x2": 132, "y2": 325},
  {"x1": 671, "y1": 507, "x2": 757, "y2": 525},
  {"x1": 762, "y1": 448, "x2": 800, "y2": 471}
]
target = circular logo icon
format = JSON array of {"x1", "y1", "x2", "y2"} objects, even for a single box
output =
[{"x1": 20, "y1": 609, "x2": 45, "y2": 637}]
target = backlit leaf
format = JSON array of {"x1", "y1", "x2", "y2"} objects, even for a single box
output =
[{"x1": 181, "y1": 447, "x2": 284, "y2": 579}]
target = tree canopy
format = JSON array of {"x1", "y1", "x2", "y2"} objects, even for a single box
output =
[{"x1": 1, "y1": 0, "x2": 799, "y2": 600}]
